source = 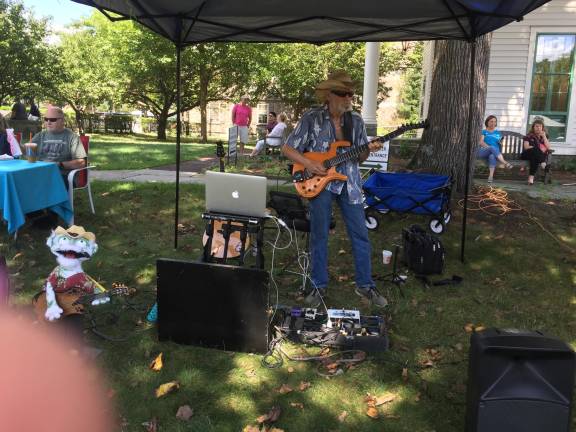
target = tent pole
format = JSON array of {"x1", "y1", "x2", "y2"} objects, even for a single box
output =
[
  {"x1": 460, "y1": 38, "x2": 476, "y2": 262},
  {"x1": 174, "y1": 41, "x2": 182, "y2": 249}
]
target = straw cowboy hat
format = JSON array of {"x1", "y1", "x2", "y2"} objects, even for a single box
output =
[{"x1": 315, "y1": 70, "x2": 357, "y2": 102}]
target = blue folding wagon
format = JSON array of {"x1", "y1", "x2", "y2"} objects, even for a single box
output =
[{"x1": 362, "y1": 171, "x2": 453, "y2": 234}]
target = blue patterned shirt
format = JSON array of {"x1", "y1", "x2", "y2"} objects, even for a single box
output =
[{"x1": 285, "y1": 106, "x2": 368, "y2": 204}]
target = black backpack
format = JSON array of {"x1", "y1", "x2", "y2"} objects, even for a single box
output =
[{"x1": 402, "y1": 225, "x2": 445, "y2": 275}]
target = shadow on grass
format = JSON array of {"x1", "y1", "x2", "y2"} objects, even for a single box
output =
[{"x1": 1, "y1": 182, "x2": 574, "y2": 431}]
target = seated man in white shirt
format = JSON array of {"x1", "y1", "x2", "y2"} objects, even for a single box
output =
[{"x1": 250, "y1": 113, "x2": 288, "y2": 157}]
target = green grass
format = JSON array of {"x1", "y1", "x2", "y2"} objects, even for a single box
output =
[
  {"x1": 3, "y1": 182, "x2": 575, "y2": 431},
  {"x1": 88, "y1": 133, "x2": 217, "y2": 170}
]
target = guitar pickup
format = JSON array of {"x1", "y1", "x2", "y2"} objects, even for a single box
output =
[{"x1": 292, "y1": 170, "x2": 305, "y2": 183}]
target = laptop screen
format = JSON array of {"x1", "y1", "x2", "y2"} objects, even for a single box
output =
[{"x1": 205, "y1": 171, "x2": 268, "y2": 217}]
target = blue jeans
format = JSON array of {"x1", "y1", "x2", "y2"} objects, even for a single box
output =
[
  {"x1": 308, "y1": 187, "x2": 374, "y2": 292},
  {"x1": 477, "y1": 146, "x2": 501, "y2": 168}
]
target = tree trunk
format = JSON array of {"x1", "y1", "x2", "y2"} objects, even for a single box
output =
[
  {"x1": 410, "y1": 35, "x2": 492, "y2": 192},
  {"x1": 157, "y1": 114, "x2": 168, "y2": 140},
  {"x1": 199, "y1": 71, "x2": 209, "y2": 143}
]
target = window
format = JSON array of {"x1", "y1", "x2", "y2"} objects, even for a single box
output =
[{"x1": 528, "y1": 34, "x2": 575, "y2": 141}]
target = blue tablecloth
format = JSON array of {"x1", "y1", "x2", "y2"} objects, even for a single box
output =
[{"x1": 0, "y1": 160, "x2": 73, "y2": 234}]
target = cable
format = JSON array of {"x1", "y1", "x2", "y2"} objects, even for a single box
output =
[{"x1": 459, "y1": 184, "x2": 576, "y2": 255}]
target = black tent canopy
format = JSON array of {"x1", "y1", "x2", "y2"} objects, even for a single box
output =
[
  {"x1": 72, "y1": 0, "x2": 547, "y2": 44},
  {"x1": 71, "y1": 0, "x2": 551, "y2": 258}
]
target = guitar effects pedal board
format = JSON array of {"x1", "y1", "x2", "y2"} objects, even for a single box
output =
[{"x1": 274, "y1": 307, "x2": 388, "y2": 352}]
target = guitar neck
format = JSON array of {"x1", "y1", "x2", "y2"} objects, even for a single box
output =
[
  {"x1": 76, "y1": 287, "x2": 126, "y2": 304},
  {"x1": 322, "y1": 122, "x2": 425, "y2": 169}
]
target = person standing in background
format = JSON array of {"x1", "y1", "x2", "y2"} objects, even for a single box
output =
[
  {"x1": 29, "y1": 97, "x2": 40, "y2": 120},
  {"x1": 231, "y1": 95, "x2": 252, "y2": 155},
  {"x1": 10, "y1": 100, "x2": 27, "y2": 120}
]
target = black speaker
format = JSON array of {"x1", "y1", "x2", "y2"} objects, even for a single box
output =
[
  {"x1": 465, "y1": 328, "x2": 575, "y2": 432},
  {"x1": 157, "y1": 259, "x2": 269, "y2": 353}
]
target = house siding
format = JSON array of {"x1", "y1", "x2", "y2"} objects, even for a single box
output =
[{"x1": 423, "y1": 0, "x2": 576, "y2": 155}]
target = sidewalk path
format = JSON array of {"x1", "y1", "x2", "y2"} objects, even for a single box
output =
[{"x1": 91, "y1": 163, "x2": 576, "y2": 201}]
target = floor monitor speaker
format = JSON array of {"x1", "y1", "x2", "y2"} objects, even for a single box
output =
[
  {"x1": 157, "y1": 259, "x2": 269, "y2": 353},
  {"x1": 465, "y1": 328, "x2": 575, "y2": 432}
]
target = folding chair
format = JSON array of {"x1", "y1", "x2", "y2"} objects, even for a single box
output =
[{"x1": 67, "y1": 135, "x2": 95, "y2": 225}]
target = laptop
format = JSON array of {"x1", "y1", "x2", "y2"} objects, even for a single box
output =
[{"x1": 205, "y1": 171, "x2": 268, "y2": 217}]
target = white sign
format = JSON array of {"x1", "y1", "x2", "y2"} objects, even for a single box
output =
[
  {"x1": 361, "y1": 140, "x2": 389, "y2": 172},
  {"x1": 228, "y1": 126, "x2": 238, "y2": 158}
]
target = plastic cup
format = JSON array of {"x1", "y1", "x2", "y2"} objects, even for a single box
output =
[
  {"x1": 24, "y1": 143, "x2": 37, "y2": 163},
  {"x1": 382, "y1": 250, "x2": 392, "y2": 265}
]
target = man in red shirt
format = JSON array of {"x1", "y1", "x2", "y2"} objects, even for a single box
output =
[{"x1": 231, "y1": 95, "x2": 252, "y2": 155}]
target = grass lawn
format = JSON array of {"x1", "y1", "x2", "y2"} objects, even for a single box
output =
[
  {"x1": 88, "y1": 133, "x2": 218, "y2": 170},
  {"x1": 3, "y1": 181, "x2": 575, "y2": 431}
]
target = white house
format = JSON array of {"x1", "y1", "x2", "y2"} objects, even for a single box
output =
[{"x1": 422, "y1": 0, "x2": 576, "y2": 155}]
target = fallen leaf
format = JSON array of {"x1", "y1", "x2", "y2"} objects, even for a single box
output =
[
  {"x1": 402, "y1": 367, "x2": 409, "y2": 382},
  {"x1": 366, "y1": 406, "x2": 379, "y2": 419},
  {"x1": 338, "y1": 275, "x2": 349, "y2": 281},
  {"x1": 287, "y1": 367, "x2": 294, "y2": 373},
  {"x1": 338, "y1": 411, "x2": 348, "y2": 422},
  {"x1": 338, "y1": 249, "x2": 346, "y2": 255},
  {"x1": 375, "y1": 392, "x2": 396, "y2": 406},
  {"x1": 155, "y1": 381, "x2": 179, "y2": 398},
  {"x1": 257, "y1": 406, "x2": 281, "y2": 424},
  {"x1": 474, "y1": 325, "x2": 486, "y2": 332},
  {"x1": 176, "y1": 405, "x2": 194, "y2": 421},
  {"x1": 142, "y1": 417, "x2": 158, "y2": 432},
  {"x1": 12, "y1": 252, "x2": 24, "y2": 260},
  {"x1": 290, "y1": 402, "x2": 304, "y2": 409},
  {"x1": 299, "y1": 381, "x2": 311, "y2": 391},
  {"x1": 242, "y1": 426, "x2": 260, "y2": 432},
  {"x1": 454, "y1": 342, "x2": 464, "y2": 351},
  {"x1": 277, "y1": 384, "x2": 293, "y2": 394},
  {"x1": 149, "y1": 353, "x2": 163, "y2": 371},
  {"x1": 464, "y1": 323, "x2": 475, "y2": 333},
  {"x1": 100, "y1": 192, "x2": 110, "y2": 197},
  {"x1": 325, "y1": 362, "x2": 339, "y2": 370}
]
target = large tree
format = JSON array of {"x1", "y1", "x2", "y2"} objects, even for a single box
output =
[
  {"x1": 0, "y1": 0, "x2": 56, "y2": 103},
  {"x1": 410, "y1": 35, "x2": 492, "y2": 191},
  {"x1": 53, "y1": 15, "x2": 124, "y2": 131},
  {"x1": 267, "y1": 42, "x2": 411, "y2": 120}
]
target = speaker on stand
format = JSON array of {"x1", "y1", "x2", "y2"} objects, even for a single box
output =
[{"x1": 465, "y1": 328, "x2": 575, "y2": 432}]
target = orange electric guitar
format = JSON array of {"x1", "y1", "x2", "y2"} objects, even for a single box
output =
[
  {"x1": 33, "y1": 283, "x2": 134, "y2": 322},
  {"x1": 292, "y1": 120, "x2": 428, "y2": 198}
]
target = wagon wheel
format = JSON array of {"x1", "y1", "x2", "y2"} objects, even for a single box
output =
[
  {"x1": 365, "y1": 211, "x2": 379, "y2": 230},
  {"x1": 443, "y1": 210, "x2": 452, "y2": 224},
  {"x1": 429, "y1": 218, "x2": 444, "y2": 234}
]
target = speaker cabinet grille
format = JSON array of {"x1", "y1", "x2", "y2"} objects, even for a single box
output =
[{"x1": 465, "y1": 328, "x2": 575, "y2": 432}]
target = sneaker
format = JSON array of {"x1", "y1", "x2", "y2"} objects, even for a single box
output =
[
  {"x1": 304, "y1": 289, "x2": 325, "y2": 308},
  {"x1": 355, "y1": 286, "x2": 388, "y2": 308}
]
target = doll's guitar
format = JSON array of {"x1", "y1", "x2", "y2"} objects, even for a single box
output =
[
  {"x1": 33, "y1": 284, "x2": 134, "y2": 321},
  {"x1": 292, "y1": 120, "x2": 428, "y2": 198}
]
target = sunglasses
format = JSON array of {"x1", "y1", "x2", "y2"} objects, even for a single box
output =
[
  {"x1": 44, "y1": 117, "x2": 62, "y2": 122},
  {"x1": 331, "y1": 90, "x2": 354, "y2": 98}
]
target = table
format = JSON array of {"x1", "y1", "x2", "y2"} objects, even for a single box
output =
[{"x1": 0, "y1": 160, "x2": 73, "y2": 234}]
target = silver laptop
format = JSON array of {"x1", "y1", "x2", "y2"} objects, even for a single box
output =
[{"x1": 205, "y1": 171, "x2": 268, "y2": 217}]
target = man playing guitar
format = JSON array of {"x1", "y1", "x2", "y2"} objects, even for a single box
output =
[{"x1": 282, "y1": 70, "x2": 386, "y2": 308}]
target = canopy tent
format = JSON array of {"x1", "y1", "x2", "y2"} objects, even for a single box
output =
[{"x1": 71, "y1": 0, "x2": 551, "y2": 259}]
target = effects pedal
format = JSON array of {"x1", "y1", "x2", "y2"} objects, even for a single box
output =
[{"x1": 274, "y1": 306, "x2": 388, "y2": 352}]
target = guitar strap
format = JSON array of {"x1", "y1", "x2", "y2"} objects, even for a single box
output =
[{"x1": 342, "y1": 111, "x2": 353, "y2": 144}]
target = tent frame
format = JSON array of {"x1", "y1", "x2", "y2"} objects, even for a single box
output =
[{"x1": 71, "y1": 0, "x2": 548, "y2": 259}]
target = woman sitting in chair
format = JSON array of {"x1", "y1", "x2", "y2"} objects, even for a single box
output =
[
  {"x1": 477, "y1": 115, "x2": 512, "y2": 183},
  {"x1": 250, "y1": 113, "x2": 287, "y2": 157},
  {"x1": 0, "y1": 113, "x2": 22, "y2": 158},
  {"x1": 521, "y1": 118, "x2": 551, "y2": 185}
]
